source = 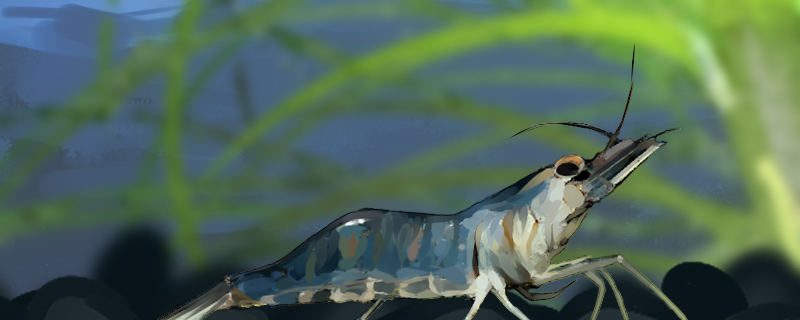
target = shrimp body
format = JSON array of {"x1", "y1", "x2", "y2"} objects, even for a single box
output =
[
  {"x1": 227, "y1": 167, "x2": 570, "y2": 307},
  {"x1": 159, "y1": 166, "x2": 585, "y2": 320},
  {"x1": 228, "y1": 169, "x2": 560, "y2": 306},
  {"x1": 230, "y1": 210, "x2": 474, "y2": 305}
]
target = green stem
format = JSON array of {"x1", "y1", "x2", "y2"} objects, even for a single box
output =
[{"x1": 163, "y1": 0, "x2": 206, "y2": 268}]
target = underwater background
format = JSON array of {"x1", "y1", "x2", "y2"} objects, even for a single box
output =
[{"x1": 0, "y1": 0, "x2": 799, "y2": 319}]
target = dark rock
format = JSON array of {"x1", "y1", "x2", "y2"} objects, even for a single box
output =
[
  {"x1": 84, "y1": 295, "x2": 141, "y2": 320},
  {"x1": 662, "y1": 262, "x2": 747, "y2": 320},
  {"x1": 727, "y1": 252, "x2": 800, "y2": 308},
  {"x1": 261, "y1": 300, "x2": 387, "y2": 320},
  {"x1": 41, "y1": 296, "x2": 107, "y2": 320},
  {"x1": 208, "y1": 308, "x2": 269, "y2": 320},
  {"x1": 379, "y1": 297, "x2": 488, "y2": 320},
  {"x1": 725, "y1": 303, "x2": 800, "y2": 320},
  {"x1": 0, "y1": 296, "x2": 26, "y2": 320},
  {"x1": 10, "y1": 290, "x2": 36, "y2": 309},
  {"x1": 26, "y1": 276, "x2": 128, "y2": 320},
  {"x1": 575, "y1": 309, "x2": 658, "y2": 320}
]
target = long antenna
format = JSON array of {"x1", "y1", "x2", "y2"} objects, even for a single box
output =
[
  {"x1": 509, "y1": 122, "x2": 613, "y2": 139},
  {"x1": 605, "y1": 45, "x2": 635, "y2": 150}
]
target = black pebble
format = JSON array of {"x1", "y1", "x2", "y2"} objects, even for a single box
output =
[
  {"x1": 575, "y1": 309, "x2": 658, "y2": 320},
  {"x1": 41, "y1": 296, "x2": 109, "y2": 320},
  {"x1": 26, "y1": 276, "x2": 129, "y2": 320},
  {"x1": 380, "y1": 297, "x2": 483, "y2": 320},
  {"x1": 84, "y1": 295, "x2": 141, "y2": 320},
  {"x1": 662, "y1": 262, "x2": 747, "y2": 320},
  {"x1": 725, "y1": 302, "x2": 800, "y2": 320},
  {"x1": 727, "y1": 252, "x2": 800, "y2": 308},
  {"x1": 208, "y1": 308, "x2": 269, "y2": 320},
  {"x1": 434, "y1": 308, "x2": 505, "y2": 320},
  {"x1": 0, "y1": 297, "x2": 26, "y2": 320},
  {"x1": 10, "y1": 290, "x2": 36, "y2": 309},
  {"x1": 262, "y1": 300, "x2": 393, "y2": 320},
  {"x1": 259, "y1": 297, "x2": 459, "y2": 320},
  {"x1": 371, "y1": 293, "x2": 563, "y2": 320}
]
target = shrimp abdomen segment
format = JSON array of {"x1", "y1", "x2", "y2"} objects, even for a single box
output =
[{"x1": 228, "y1": 209, "x2": 475, "y2": 306}]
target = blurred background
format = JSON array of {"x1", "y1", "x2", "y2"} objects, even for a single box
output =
[{"x1": 0, "y1": 0, "x2": 799, "y2": 318}]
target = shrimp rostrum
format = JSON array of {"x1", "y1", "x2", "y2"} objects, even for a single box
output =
[{"x1": 160, "y1": 48, "x2": 688, "y2": 320}]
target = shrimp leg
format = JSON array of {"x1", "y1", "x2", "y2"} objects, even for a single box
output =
[
  {"x1": 582, "y1": 270, "x2": 630, "y2": 320},
  {"x1": 464, "y1": 273, "x2": 492, "y2": 320},
  {"x1": 582, "y1": 271, "x2": 607, "y2": 320},
  {"x1": 600, "y1": 268, "x2": 629, "y2": 320},
  {"x1": 513, "y1": 279, "x2": 577, "y2": 301},
  {"x1": 534, "y1": 254, "x2": 687, "y2": 320},
  {"x1": 488, "y1": 271, "x2": 529, "y2": 320},
  {"x1": 358, "y1": 298, "x2": 387, "y2": 320}
]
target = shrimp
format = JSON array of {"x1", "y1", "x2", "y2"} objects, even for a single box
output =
[{"x1": 159, "y1": 47, "x2": 687, "y2": 320}]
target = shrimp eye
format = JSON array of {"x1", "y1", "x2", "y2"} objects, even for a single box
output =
[
  {"x1": 555, "y1": 155, "x2": 584, "y2": 177},
  {"x1": 556, "y1": 162, "x2": 579, "y2": 176}
]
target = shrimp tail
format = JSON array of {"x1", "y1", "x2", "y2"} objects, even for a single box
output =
[{"x1": 158, "y1": 280, "x2": 234, "y2": 320}]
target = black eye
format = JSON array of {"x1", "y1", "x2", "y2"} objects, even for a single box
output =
[
  {"x1": 556, "y1": 162, "x2": 579, "y2": 176},
  {"x1": 573, "y1": 170, "x2": 591, "y2": 181}
]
